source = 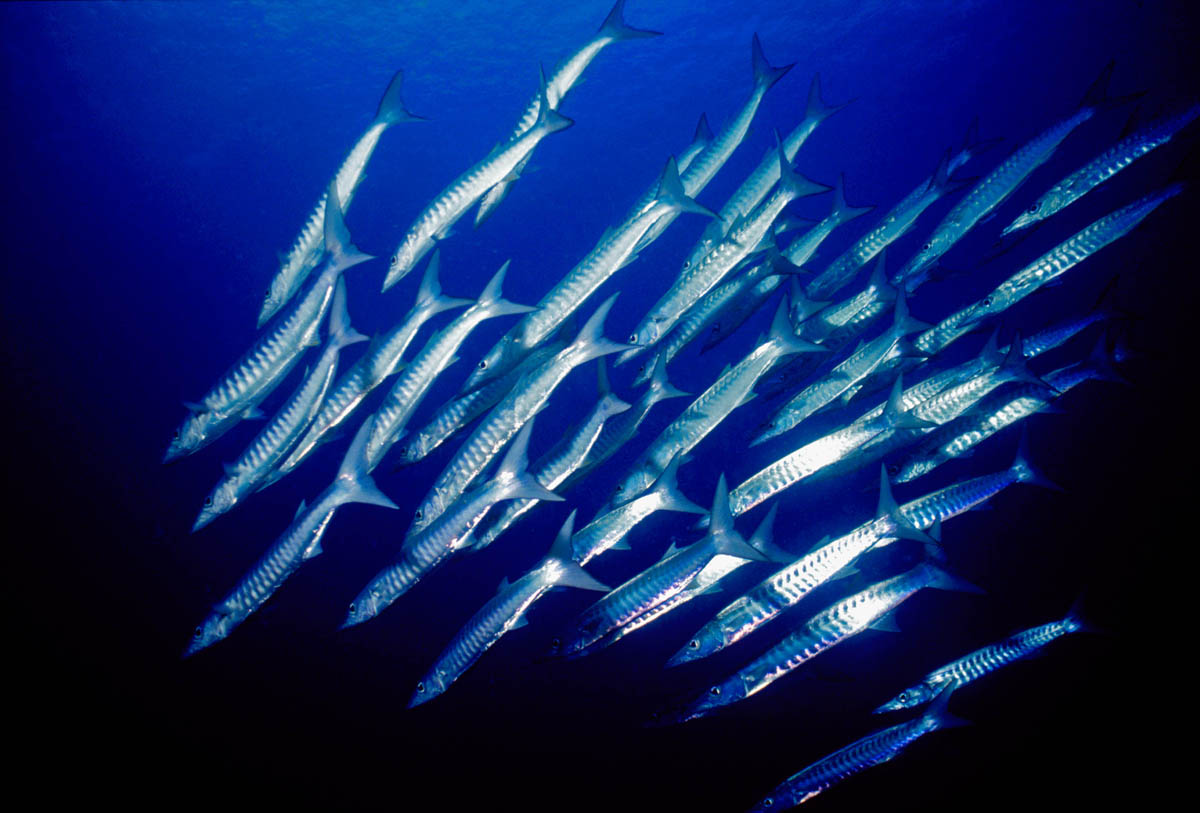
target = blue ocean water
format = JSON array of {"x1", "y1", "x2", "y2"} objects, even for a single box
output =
[{"x1": 4, "y1": 0, "x2": 1196, "y2": 808}]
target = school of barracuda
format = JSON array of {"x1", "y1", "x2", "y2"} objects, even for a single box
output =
[{"x1": 166, "y1": 2, "x2": 1190, "y2": 808}]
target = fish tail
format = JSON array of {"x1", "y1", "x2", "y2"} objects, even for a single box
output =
[
  {"x1": 750, "y1": 33, "x2": 793, "y2": 92},
  {"x1": 569, "y1": 294, "x2": 633, "y2": 364},
  {"x1": 773, "y1": 129, "x2": 830, "y2": 199},
  {"x1": 416, "y1": 250, "x2": 473, "y2": 316},
  {"x1": 322, "y1": 177, "x2": 374, "y2": 272},
  {"x1": 335, "y1": 417, "x2": 400, "y2": 509},
  {"x1": 654, "y1": 155, "x2": 718, "y2": 219},
  {"x1": 1009, "y1": 428, "x2": 1063, "y2": 491},
  {"x1": 327, "y1": 278, "x2": 369, "y2": 351},
  {"x1": 650, "y1": 454, "x2": 707, "y2": 515},
  {"x1": 597, "y1": 0, "x2": 661, "y2": 40},
  {"x1": 373, "y1": 69, "x2": 426, "y2": 126},
  {"x1": 645, "y1": 353, "x2": 689, "y2": 403},
  {"x1": 476, "y1": 259, "x2": 537, "y2": 319},
  {"x1": 802, "y1": 72, "x2": 851, "y2": 125},
  {"x1": 828, "y1": 173, "x2": 875, "y2": 225}
]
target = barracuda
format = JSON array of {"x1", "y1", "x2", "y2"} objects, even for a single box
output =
[
  {"x1": 472, "y1": 0, "x2": 660, "y2": 226},
  {"x1": 621, "y1": 138, "x2": 825, "y2": 364},
  {"x1": 634, "y1": 34, "x2": 794, "y2": 252},
  {"x1": 411, "y1": 296, "x2": 630, "y2": 534},
  {"x1": 194, "y1": 279, "x2": 367, "y2": 530},
  {"x1": 669, "y1": 562, "x2": 980, "y2": 723},
  {"x1": 271, "y1": 252, "x2": 470, "y2": 485},
  {"x1": 1004, "y1": 102, "x2": 1200, "y2": 235},
  {"x1": 392, "y1": 340, "x2": 565, "y2": 468},
  {"x1": 875, "y1": 608, "x2": 1084, "y2": 713},
  {"x1": 566, "y1": 353, "x2": 689, "y2": 486},
  {"x1": 166, "y1": 180, "x2": 374, "y2": 463},
  {"x1": 473, "y1": 362, "x2": 630, "y2": 550},
  {"x1": 724, "y1": 376, "x2": 928, "y2": 519},
  {"x1": 753, "y1": 292, "x2": 928, "y2": 446},
  {"x1": 259, "y1": 71, "x2": 423, "y2": 326},
  {"x1": 343, "y1": 420, "x2": 561, "y2": 629},
  {"x1": 184, "y1": 419, "x2": 398, "y2": 656},
  {"x1": 893, "y1": 62, "x2": 1129, "y2": 289},
  {"x1": 915, "y1": 184, "x2": 1183, "y2": 356},
  {"x1": 678, "y1": 73, "x2": 843, "y2": 280},
  {"x1": 571, "y1": 455, "x2": 706, "y2": 566},
  {"x1": 893, "y1": 339, "x2": 1124, "y2": 484},
  {"x1": 463, "y1": 157, "x2": 714, "y2": 391},
  {"x1": 551, "y1": 475, "x2": 765, "y2": 659},
  {"x1": 749, "y1": 684, "x2": 964, "y2": 811},
  {"x1": 382, "y1": 76, "x2": 573, "y2": 291},
  {"x1": 364, "y1": 261, "x2": 534, "y2": 471},
  {"x1": 613, "y1": 300, "x2": 822, "y2": 504},
  {"x1": 408, "y1": 512, "x2": 608, "y2": 707},
  {"x1": 668, "y1": 469, "x2": 930, "y2": 668}
]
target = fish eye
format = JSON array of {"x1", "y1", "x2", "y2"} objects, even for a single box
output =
[
  {"x1": 173, "y1": 430, "x2": 180, "y2": 440},
  {"x1": 763, "y1": 800, "x2": 774, "y2": 808},
  {"x1": 477, "y1": 360, "x2": 487, "y2": 369},
  {"x1": 204, "y1": 497, "x2": 213, "y2": 507},
  {"x1": 981, "y1": 297, "x2": 992, "y2": 307},
  {"x1": 1027, "y1": 204, "x2": 1038, "y2": 214},
  {"x1": 887, "y1": 463, "x2": 900, "y2": 475},
  {"x1": 628, "y1": 334, "x2": 638, "y2": 344},
  {"x1": 550, "y1": 637, "x2": 561, "y2": 649},
  {"x1": 688, "y1": 639, "x2": 700, "y2": 649},
  {"x1": 414, "y1": 510, "x2": 423, "y2": 520},
  {"x1": 389, "y1": 254, "x2": 398, "y2": 266},
  {"x1": 922, "y1": 242, "x2": 932, "y2": 252},
  {"x1": 415, "y1": 682, "x2": 425, "y2": 693},
  {"x1": 348, "y1": 603, "x2": 356, "y2": 615},
  {"x1": 709, "y1": 686, "x2": 721, "y2": 697},
  {"x1": 193, "y1": 626, "x2": 203, "y2": 637},
  {"x1": 899, "y1": 691, "x2": 908, "y2": 702}
]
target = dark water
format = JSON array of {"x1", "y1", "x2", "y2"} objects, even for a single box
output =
[{"x1": 5, "y1": 1, "x2": 1195, "y2": 809}]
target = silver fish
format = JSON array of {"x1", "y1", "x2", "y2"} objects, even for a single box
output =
[
  {"x1": 383, "y1": 75, "x2": 573, "y2": 291},
  {"x1": 259, "y1": 70, "x2": 423, "y2": 326},
  {"x1": 193, "y1": 278, "x2": 366, "y2": 531},
  {"x1": 342, "y1": 419, "x2": 561, "y2": 629},
  {"x1": 474, "y1": 362, "x2": 630, "y2": 550},
  {"x1": 1003, "y1": 102, "x2": 1200, "y2": 234},
  {"x1": 365, "y1": 261, "x2": 534, "y2": 471},
  {"x1": 270, "y1": 251, "x2": 470, "y2": 485},
  {"x1": 874, "y1": 607, "x2": 1085, "y2": 713},
  {"x1": 613, "y1": 299, "x2": 822, "y2": 504},
  {"x1": 411, "y1": 295, "x2": 630, "y2": 533},
  {"x1": 749, "y1": 684, "x2": 964, "y2": 811},
  {"x1": 408, "y1": 511, "x2": 608, "y2": 707},
  {"x1": 893, "y1": 62, "x2": 1126, "y2": 288},
  {"x1": 184, "y1": 418, "x2": 398, "y2": 656},
  {"x1": 552, "y1": 475, "x2": 764, "y2": 659},
  {"x1": 472, "y1": 0, "x2": 661, "y2": 226},
  {"x1": 166, "y1": 179, "x2": 373, "y2": 462},
  {"x1": 670, "y1": 561, "x2": 980, "y2": 722},
  {"x1": 462, "y1": 156, "x2": 713, "y2": 392}
]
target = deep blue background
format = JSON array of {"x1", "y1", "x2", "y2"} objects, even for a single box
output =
[{"x1": 4, "y1": 1, "x2": 1196, "y2": 809}]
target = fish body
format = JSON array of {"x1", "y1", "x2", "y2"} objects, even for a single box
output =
[
  {"x1": 614, "y1": 301, "x2": 821, "y2": 504},
  {"x1": 273, "y1": 253, "x2": 470, "y2": 483},
  {"x1": 475, "y1": 368, "x2": 629, "y2": 549},
  {"x1": 383, "y1": 81, "x2": 573, "y2": 291},
  {"x1": 166, "y1": 180, "x2": 373, "y2": 462},
  {"x1": 749, "y1": 685, "x2": 962, "y2": 810},
  {"x1": 260, "y1": 71, "x2": 421, "y2": 326},
  {"x1": 411, "y1": 297, "x2": 629, "y2": 533},
  {"x1": 875, "y1": 611, "x2": 1083, "y2": 713},
  {"x1": 464, "y1": 157, "x2": 713, "y2": 390},
  {"x1": 343, "y1": 420, "x2": 560, "y2": 628},
  {"x1": 185, "y1": 419, "x2": 397, "y2": 656},
  {"x1": 409, "y1": 512, "x2": 607, "y2": 706},
  {"x1": 194, "y1": 280, "x2": 366, "y2": 529},
  {"x1": 673, "y1": 562, "x2": 976, "y2": 721},
  {"x1": 1003, "y1": 102, "x2": 1200, "y2": 234},
  {"x1": 364, "y1": 262, "x2": 533, "y2": 471}
]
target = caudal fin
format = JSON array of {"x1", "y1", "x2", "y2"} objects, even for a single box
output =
[
  {"x1": 327, "y1": 277, "x2": 369, "y2": 351},
  {"x1": 655, "y1": 156, "x2": 719, "y2": 219},
  {"x1": 334, "y1": 417, "x2": 400, "y2": 510},
  {"x1": 475, "y1": 260, "x2": 537, "y2": 320},
  {"x1": 597, "y1": 0, "x2": 661, "y2": 40},
  {"x1": 802, "y1": 72, "x2": 851, "y2": 127},
  {"x1": 323, "y1": 178, "x2": 374, "y2": 272},
  {"x1": 414, "y1": 250, "x2": 473, "y2": 317},
  {"x1": 751, "y1": 33, "x2": 793, "y2": 93},
  {"x1": 374, "y1": 69, "x2": 427, "y2": 126}
]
